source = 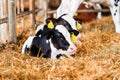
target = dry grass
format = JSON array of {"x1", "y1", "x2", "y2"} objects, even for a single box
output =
[{"x1": 0, "y1": 16, "x2": 120, "y2": 80}]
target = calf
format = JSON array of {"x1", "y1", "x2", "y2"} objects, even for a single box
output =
[
  {"x1": 22, "y1": 24, "x2": 76, "y2": 60},
  {"x1": 36, "y1": 19, "x2": 78, "y2": 54}
]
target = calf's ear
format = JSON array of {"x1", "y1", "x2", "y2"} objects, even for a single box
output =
[
  {"x1": 76, "y1": 21, "x2": 82, "y2": 30},
  {"x1": 47, "y1": 20, "x2": 55, "y2": 29},
  {"x1": 70, "y1": 32, "x2": 77, "y2": 42},
  {"x1": 46, "y1": 18, "x2": 57, "y2": 29}
]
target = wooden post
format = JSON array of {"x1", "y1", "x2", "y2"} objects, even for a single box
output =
[
  {"x1": 16, "y1": 0, "x2": 20, "y2": 14},
  {"x1": 29, "y1": 0, "x2": 36, "y2": 27},
  {"x1": 21, "y1": 0, "x2": 24, "y2": 31},
  {"x1": 0, "y1": 0, "x2": 3, "y2": 42},
  {"x1": 43, "y1": 0, "x2": 47, "y2": 23},
  {"x1": 0, "y1": 0, "x2": 9, "y2": 43},
  {"x1": 38, "y1": 0, "x2": 43, "y2": 23},
  {"x1": 8, "y1": 0, "x2": 17, "y2": 43},
  {"x1": 38, "y1": 0, "x2": 47, "y2": 24}
]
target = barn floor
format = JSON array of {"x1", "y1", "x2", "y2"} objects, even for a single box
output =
[{"x1": 0, "y1": 16, "x2": 120, "y2": 80}]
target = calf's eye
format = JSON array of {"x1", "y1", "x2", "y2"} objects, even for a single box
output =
[{"x1": 59, "y1": 37, "x2": 64, "y2": 40}]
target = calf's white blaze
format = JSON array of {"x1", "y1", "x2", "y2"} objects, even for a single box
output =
[{"x1": 62, "y1": 14, "x2": 77, "y2": 30}]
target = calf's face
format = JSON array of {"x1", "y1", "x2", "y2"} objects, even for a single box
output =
[
  {"x1": 52, "y1": 30, "x2": 70, "y2": 50},
  {"x1": 54, "y1": 25, "x2": 77, "y2": 55}
]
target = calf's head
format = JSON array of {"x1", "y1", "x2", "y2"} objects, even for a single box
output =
[{"x1": 54, "y1": 25, "x2": 77, "y2": 55}]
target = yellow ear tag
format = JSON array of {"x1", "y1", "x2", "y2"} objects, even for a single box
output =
[
  {"x1": 74, "y1": 12, "x2": 78, "y2": 17},
  {"x1": 71, "y1": 32, "x2": 77, "y2": 42},
  {"x1": 47, "y1": 20, "x2": 54, "y2": 29},
  {"x1": 76, "y1": 21, "x2": 82, "y2": 30}
]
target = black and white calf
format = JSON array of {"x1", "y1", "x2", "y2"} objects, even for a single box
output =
[
  {"x1": 22, "y1": 24, "x2": 76, "y2": 60},
  {"x1": 57, "y1": 0, "x2": 120, "y2": 33}
]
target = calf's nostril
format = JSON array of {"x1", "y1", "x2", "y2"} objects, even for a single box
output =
[
  {"x1": 70, "y1": 48, "x2": 74, "y2": 50},
  {"x1": 70, "y1": 47, "x2": 76, "y2": 52}
]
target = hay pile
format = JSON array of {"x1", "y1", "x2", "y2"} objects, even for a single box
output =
[{"x1": 0, "y1": 16, "x2": 120, "y2": 80}]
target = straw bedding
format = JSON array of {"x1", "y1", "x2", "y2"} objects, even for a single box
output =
[{"x1": 0, "y1": 16, "x2": 120, "y2": 80}]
